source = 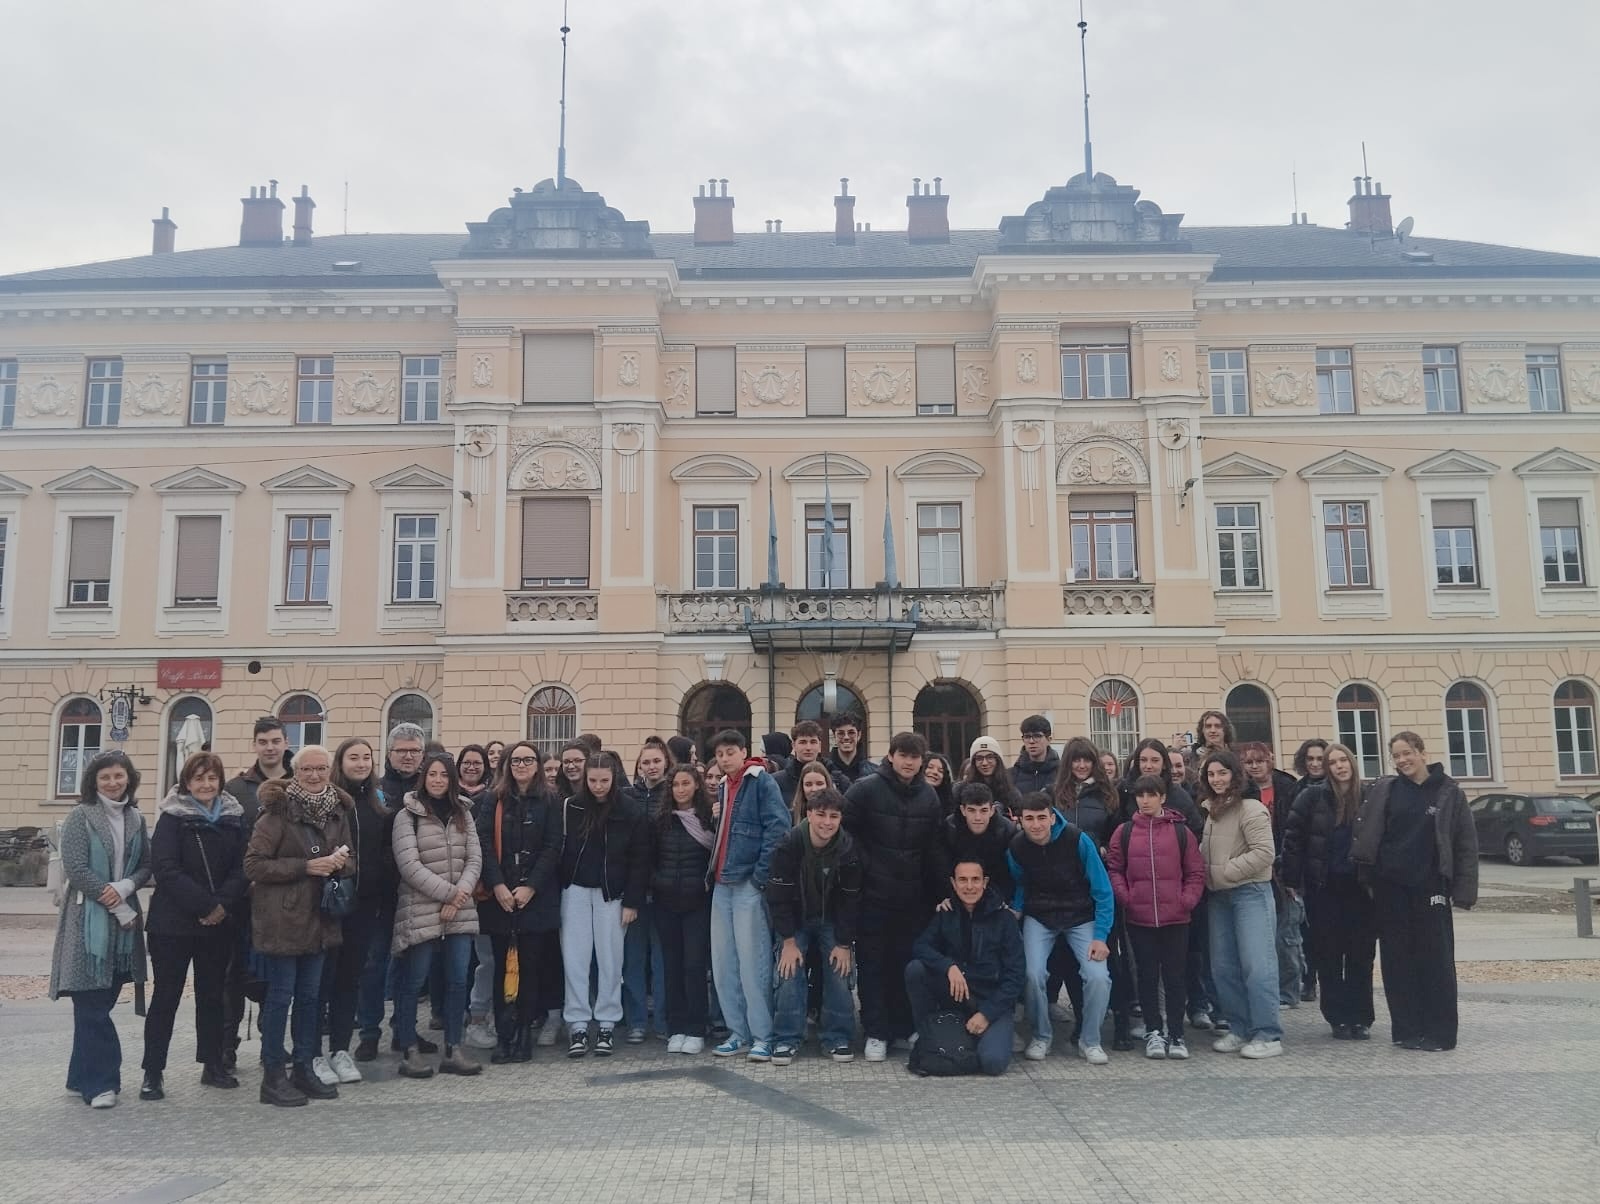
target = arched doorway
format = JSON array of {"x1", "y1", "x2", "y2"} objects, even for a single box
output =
[
  {"x1": 913, "y1": 683, "x2": 982, "y2": 761},
  {"x1": 1225, "y1": 683, "x2": 1274, "y2": 750},
  {"x1": 165, "y1": 696, "x2": 214, "y2": 793},
  {"x1": 796, "y1": 681, "x2": 867, "y2": 752},
  {"x1": 680, "y1": 683, "x2": 753, "y2": 760}
]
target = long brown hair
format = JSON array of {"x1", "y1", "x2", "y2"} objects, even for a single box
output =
[
  {"x1": 1323, "y1": 743, "x2": 1365, "y2": 827},
  {"x1": 789, "y1": 760, "x2": 833, "y2": 821},
  {"x1": 1053, "y1": 736, "x2": 1112, "y2": 813},
  {"x1": 661, "y1": 764, "x2": 714, "y2": 835},
  {"x1": 417, "y1": 750, "x2": 470, "y2": 832},
  {"x1": 332, "y1": 737, "x2": 385, "y2": 817},
  {"x1": 493, "y1": 741, "x2": 550, "y2": 808},
  {"x1": 1196, "y1": 749, "x2": 1245, "y2": 812},
  {"x1": 1196, "y1": 708, "x2": 1235, "y2": 750}
]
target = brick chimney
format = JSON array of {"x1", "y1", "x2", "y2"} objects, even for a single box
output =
[
  {"x1": 239, "y1": 179, "x2": 286, "y2": 247},
  {"x1": 1347, "y1": 177, "x2": 1393, "y2": 237},
  {"x1": 907, "y1": 176, "x2": 949, "y2": 244},
  {"x1": 292, "y1": 185, "x2": 315, "y2": 246},
  {"x1": 834, "y1": 178, "x2": 855, "y2": 245},
  {"x1": 151, "y1": 207, "x2": 177, "y2": 255},
  {"x1": 693, "y1": 177, "x2": 735, "y2": 246}
]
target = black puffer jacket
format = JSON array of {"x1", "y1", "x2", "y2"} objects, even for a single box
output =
[
  {"x1": 1011, "y1": 749, "x2": 1060, "y2": 798},
  {"x1": 628, "y1": 777, "x2": 671, "y2": 821},
  {"x1": 146, "y1": 791, "x2": 250, "y2": 937},
  {"x1": 765, "y1": 823, "x2": 864, "y2": 944},
  {"x1": 343, "y1": 777, "x2": 397, "y2": 905},
  {"x1": 942, "y1": 811, "x2": 1017, "y2": 903},
  {"x1": 1280, "y1": 782, "x2": 1346, "y2": 890},
  {"x1": 1056, "y1": 781, "x2": 1118, "y2": 849},
  {"x1": 651, "y1": 811, "x2": 714, "y2": 913},
  {"x1": 826, "y1": 747, "x2": 876, "y2": 785},
  {"x1": 771, "y1": 757, "x2": 853, "y2": 808},
  {"x1": 843, "y1": 762, "x2": 948, "y2": 913},
  {"x1": 476, "y1": 787, "x2": 563, "y2": 933},
  {"x1": 558, "y1": 794, "x2": 649, "y2": 909}
]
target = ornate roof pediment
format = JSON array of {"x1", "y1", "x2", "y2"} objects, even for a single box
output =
[
  {"x1": 894, "y1": 451, "x2": 985, "y2": 480},
  {"x1": 1405, "y1": 450, "x2": 1498, "y2": 479},
  {"x1": 1514, "y1": 448, "x2": 1600, "y2": 477},
  {"x1": 371, "y1": 464, "x2": 453, "y2": 492},
  {"x1": 670, "y1": 454, "x2": 761, "y2": 483},
  {"x1": 44, "y1": 466, "x2": 136, "y2": 495},
  {"x1": 1202, "y1": 452, "x2": 1285, "y2": 481},
  {"x1": 153, "y1": 467, "x2": 246, "y2": 494},
  {"x1": 262, "y1": 465, "x2": 354, "y2": 493},
  {"x1": 1299, "y1": 450, "x2": 1392, "y2": 480}
]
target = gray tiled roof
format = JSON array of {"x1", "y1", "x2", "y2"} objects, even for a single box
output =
[{"x1": 4, "y1": 224, "x2": 1599, "y2": 292}]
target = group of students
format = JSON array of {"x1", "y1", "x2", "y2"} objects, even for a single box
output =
[{"x1": 48, "y1": 704, "x2": 1478, "y2": 1106}]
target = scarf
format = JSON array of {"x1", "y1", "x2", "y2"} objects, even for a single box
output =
[
  {"x1": 288, "y1": 780, "x2": 341, "y2": 829},
  {"x1": 673, "y1": 807, "x2": 715, "y2": 851},
  {"x1": 797, "y1": 818, "x2": 842, "y2": 923},
  {"x1": 185, "y1": 794, "x2": 224, "y2": 825},
  {"x1": 84, "y1": 803, "x2": 143, "y2": 983}
]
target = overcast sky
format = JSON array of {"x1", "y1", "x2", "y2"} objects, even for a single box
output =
[{"x1": 3, "y1": 0, "x2": 1597, "y2": 274}]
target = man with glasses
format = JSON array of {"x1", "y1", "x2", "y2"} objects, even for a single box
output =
[
  {"x1": 378, "y1": 724, "x2": 426, "y2": 808},
  {"x1": 825, "y1": 713, "x2": 874, "y2": 785},
  {"x1": 1011, "y1": 716, "x2": 1060, "y2": 797}
]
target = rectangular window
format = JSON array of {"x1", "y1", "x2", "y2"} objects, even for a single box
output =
[
  {"x1": 1538, "y1": 497, "x2": 1585, "y2": 585},
  {"x1": 0, "y1": 359, "x2": 16, "y2": 429},
  {"x1": 58, "y1": 716, "x2": 101, "y2": 797},
  {"x1": 1061, "y1": 345, "x2": 1131, "y2": 400},
  {"x1": 1556, "y1": 700, "x2": 1598, "y2": 778},
  {"x1": 1430, "y1": 499, "x2": 1479, "y2": 587},
  {"x1": 1446, "y1": 705, "x2": 1491, "y2": 780},
  {"x1": 401, "y1": 356, "x2": 441, "y2": 424},
  {"x1": 296, "y1": 357, "x2": 334, "y2": 425},
  {"x1": 1315, "y1": 349, "x2": 1354, "y2": 414},
  {"x1": 915, "y1": 346, "x2": 957, "y2": 416},
  {"x1": 520, "y1": 497, "x2": 591, "y2": 588},
  {"x1": 189, "y1": 361, "x2": 228, "y2": 426},
  {"x1": 695, "y1": 347, "x2": 736, "y2": 416},
  {"x1": 806, "y1": 347, "x2": 847, "y2": 417},
  {"x1": 692, "y1": 506, "x2": 738, "y2": 590},
  {"x1": 805, "y1": 503, "x2": 851, "y2": 589},
  {"x1": 284, "y1": 514, "x2": 332, "y2": 604},
  {"x1": 392, "y1": 514, "x2": 439, "y2": 602},
  {"x1": 1422, "y1": 347, "x2": 1461, "y2": 414},
  {"x1": 1209, "y1": 350, "x2": 1248, "y2": 416},
  {"x1": 522, "y1": 333, "x2": 594, "y2": 405},
  {"x1": 1337, "y1": 706, "x2": 1382, "y2": 780},
  {"x1": 172, "y1": 515, "x2": 222, "y2": 606},
  {"x1": 1527, "y1": 351, "x2": 1563, "y2": 413},
  {"x1": 1215, "y1": 502, "x2": 1263, "y2": 590},
  {"x1": 1070, "y1": 500, "x2": 1137, "y2": 582},
  {"x1": 1323, "y1": 501, "x2": 1372, "y2": 589},
  {"x1": 66, "y1": 515, "x2": 114, "y2": 605},
  {"x1": 916, "y1": 503, "x2": 963, "y2": 587},
  {"x1": 85, "y1": 358, "x2": 123, "y2": 428}
]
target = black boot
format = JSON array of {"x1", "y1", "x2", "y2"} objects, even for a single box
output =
[
  {"x1": 201, "y1": 1063, "x2": 239, "y2": 1089},
  {"x1": 1112, "y1": 1014, "x2": 1135, "y2": 1053},
  {"x1": 138, "y1": 1071, "x2": 165, "y2": 1101},
  {"x1": 260, "y1": 1066, "x2": 307, "y2": 1108},
  {"x1": 290, "y1": 1063, "x2": 338, "y2": 1100},
  {"x1": 490, "y1": 1025, "x2": 517, "y2": 1065},
  {"x1": 514, "y1": 1022, "x2": 535, "y2": 1063}
]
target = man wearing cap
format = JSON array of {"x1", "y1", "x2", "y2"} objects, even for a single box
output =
[{"x1": 1012, "y1": 716, "x2": 1060, "y2": 797}]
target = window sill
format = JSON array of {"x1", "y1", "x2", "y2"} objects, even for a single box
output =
[
  {"x1": 56, "y1": 604, "x2": 111, "y2": 613},
  {"x1": 167, "y1": 604, "x2": 221, "y2": 613}
]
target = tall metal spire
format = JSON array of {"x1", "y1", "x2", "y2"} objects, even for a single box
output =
[
  {"x1": 557, "y1": 0, "x2": 571, "y2": 186},
  {"x1": 1078, "y1": 0, "x2": 1094, "y2": 182}
]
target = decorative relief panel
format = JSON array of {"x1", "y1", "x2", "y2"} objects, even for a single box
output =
[
  {"x1": 1159, "y1": 346, "x2": 1182, "y2": 382},
  {"x1": 851, "y1": 362, "x2": 912, "y2": 407},
  {"x1": 1359, "y1": 363, "x2": 1420, "y2": 407},
  {"x1": 1466, "y1": 360, "x2": 1526, "y2": 408},
  {"x1": 740, "y1": 363, "x2": 801, "y2": 406},
  {"x1": 1058, "y1": 440, "x2": 1149, "y2": 487},
  {"x1": 337, "y1": 369, "x2": 399, "y2": 416},
  {"x1": 617, "y1": 352, "x2": 640, "y2": 387},
  {"x1": 232, "y1": 370, "x2": 290, "y2": 416},
  {"x1": 1568, "y1": 361, "x2": 1600, "y2": 408},
  {"x1": 960, "y1": 362, "x2": 989, "y2": 408},
  {"x1": 124, "y1": 372, "x2": 179, "y2": 417},
  {"x1": 471, "y1": 354, "x2": 494, "y2": 389},
  {"x1": 23, "y1": 374, "x2": 79, "y2": 418},
  {"x1": 1015, "y1": 347, "x2": 1039, "y2": 384},
  {"x1": 1254, "y1": 364, "x2": 1311, "y2": 407}
]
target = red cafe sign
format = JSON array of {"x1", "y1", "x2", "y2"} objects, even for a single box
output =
[{"x1": 157, "y1": 658, "x2": 223, "y2": 690}]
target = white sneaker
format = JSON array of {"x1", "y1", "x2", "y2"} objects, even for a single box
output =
[
  {"x1": 464, "y1": 1020, "x2": 497, "y2": 1050},
  {"x1": 1145, "y1": 1031, "x2": 1168, "y2": 1059},
  {"x1": 89, "y1": 1090, "x2": 117, "y2": 1109},
  {"x1": 680, "y1": 1036, "x2": 705, "y2": 1055},
  {"x1": 667, "y1": 1033, "x2": 687, "y2": 1054},
  {"x1": 1212, "y1": 1033, "x2": 1246, "y2": 1053},
  {"x1": 1023, "y1": 1038, "x2": 1051, "y2": 1061},
  {"x1": 329, "y1": 1050, "x2": 363, "y2": 1084},
  {"x1": 1240, "y1": 1038, "x2": 1284, "y2": 1060},
  {"x1": 1079, "y1": 1043, "x2": 1109, "y2": 1065},
  {"x1": 863, "y1": 1038, "x2": 888, "y2": 1062},
  {"x1": 1166, "y1": 1037, "x2": 1190, "y2": 1060},
  {"x1": 310, "y1": 1055, "x2": 339, "y2": 1087}
]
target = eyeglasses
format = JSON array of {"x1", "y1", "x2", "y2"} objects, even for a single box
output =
[
  {"x1": 508, "y1": 756, "x2": 537, "y2": 767},
  {"x1": 299, "y1": 765, "x2": 331, "y2": 775},
  {"x1": 561, "y1": 757, "x2": 586, "y2": 766}
]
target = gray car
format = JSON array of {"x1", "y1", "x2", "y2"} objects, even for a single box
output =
[{"x1": 1469, "y1": 793, "x2": 1599, "y2": 866}]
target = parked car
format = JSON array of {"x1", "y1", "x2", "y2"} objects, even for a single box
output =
[
  {"x1": 1470, "y1": 793, "x2": 1600, "y2": 866},
  {"x1": 1586, "y1": 791, "x2": 1600, "y2": 812}
]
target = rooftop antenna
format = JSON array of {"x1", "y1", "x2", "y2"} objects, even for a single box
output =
[
  {"x1": 1077, "y1": 0, "x2": 1094, "y2": 182},
  {"x1": 557, "y1": 0, "x2": 571, "y2": 186}
]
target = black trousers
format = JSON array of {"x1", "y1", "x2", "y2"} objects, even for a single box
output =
[
  {"x1": 1186, "y1": 893, "x2": 1213, "y2": 1017},
  {"x1": 857, "y1": 905, "x2": 925, "y2": 1041},
  {"x1": 1375, "y1": 879, "x2": 1457, "y2": 1047},
  {"x1": 321, "y1": 901, "x2": 382, "y2": 1054},
  {"x1": 1306, "y1": 875, "x2": 1377, "y2": 1029},
  {"x1": 656, "y1": 902, "x2": 712, "y2": 1037},
  {"x1": 1126, "y1": 922, "x2": 1188, "y2": 1041},
  {"x1": 143, "y1": 930, "x2": 231, "y2": 1072},
  {"x1": 222, "y1": 908, "x2": 250, "y2": 1053},
  {"x1": 490, "y1": 929, "x2": 553, "y2": 1031}
]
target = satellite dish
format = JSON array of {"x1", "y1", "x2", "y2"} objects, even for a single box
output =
[{"x1": 1396, "y1": 215, "x2": 1415, "y2": 240}]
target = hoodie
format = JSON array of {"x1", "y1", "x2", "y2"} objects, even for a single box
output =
[{"x1": 1005, "y1": 809, "x2": 1115, "y2": 940}]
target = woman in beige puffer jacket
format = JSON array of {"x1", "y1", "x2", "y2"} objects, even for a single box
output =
[{"x1": 390, "y1": 751, "x2": 483, "y2": 1077}]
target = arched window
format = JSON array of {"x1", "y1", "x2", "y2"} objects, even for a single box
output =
[
  {"x1": 386, "y1": 693, "x2": 435, "y2": 742},
  {"x1": 527, "y1": 686, "x2": 579, "y2": 753},
  {"x1": 56, "y1": 697, "x2": 103, "y2": 796},
  {"x1": 1089, "y1": 679, "x2": 1140, "y2": 761},
  {"x1": 796, "y1": 681, "x2": 866, "y2": 753},
  {"x1": 1444, "y1": 682, "x2": 1492, "y2": 780},
  {"x1": 1554, "y1": 679, "x2": 1598, "y2": 778},
  {"x1": 913, "y1": 683, "x2": 982, "y2": 761},
  {"x1": 165, "y1": 697, "x2": 214, "y2": 792},
  {"x1": 681, "y1": 683, "x2": 752, "y2": 761},
  {"x1": 1336, "y1": 684, "x2": 1383, "y2": 779},
  {"x1": 1225, "y1": 683, "x2": 1274, "y2": 749},
  {"x1": 277, "y1": 693, "x2": 325, "y2": 754}
]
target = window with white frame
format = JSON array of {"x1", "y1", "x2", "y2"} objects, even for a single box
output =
[
  {"x1": 392, "y1": 514, "x2": 439, "y2": 602},
  {"x1": 1209, "y1": 350, "x2": 1248, "y2": 416},
  {"x1": 1538, "y1": 498, "x2": 1585, "y2": 585},
  {"x1": 1316, "y1": 349, "x2": 1354, "y2": 414},
  {"x1": 189, "y1": 361, "x2": 228, "y2": 426},
  {"x1": 296, "y1": 357, "x2": 334, "y2": 425},
  {"x1": 915, "y1": 346, "x2": 957, "y2": 416},
  {"x1": 1422, "y1": 347, "x2": 1461, "y2": 414},
  {"x1": 386, "y1": 692, "x2": 435, "y2": 740},
  {"x1": 1323, "y1": 501, "x2": 1373, "y2": 589},
  {"x1": 1336, "y1": 683, "x2": 1384, "y2": 779},
  {"x1": 1215, "y1": 502, "x2": 1263, "y2": 590},
  {"x1": 1090, "y1": 679, "x2": 1140, "y2": 761},
  {"x1": 284, "y1": 515, "x2": 332, "y2": 604},
  {"x1": 66, "y1": 515, "x2": 113, "y2": 605},
  {"x1": 805, "y1": 504, "x2": 851, "y2": 589},
  {"x1": 1061, "y1": 344, "x2": 1130, "y2": 400},
  {"x1": 401, "y1": 356, "x2": 441, "y2": 423},
  {"x1": 0, "y1": 359, "x2": 16, "y2": 428},
  {"x1": 692, "y1": 505, "x2": 738, "y2": 590},
  {"x1": 277, "y1": 693, "x2": 325, "y2": 753},
  {"x1": 527, "y1": 685, "x2": 578, "y2": 750},
  {"x1": 85, "y1": 358, "x2": 122, "y2": 428},
  {"x1": 695, "y1": 348, "x2": 736, "y2": 416},
  {"x1": 1526, "y1": 351, "x2": 1563, "y2": 413},
  {"x1": 916, "y1": 503, "x2": 963, "y2": 587},
  {"x1": 1070, "y1": 501, "x2": 1137, "y2": 581},
  {"x1": 1554, "y1": 680, "x2": 1598, "y2": 778},
  {"x1": 1445, "y1": 681, "x2": 1493, "y2": 780},
  {"x1": 56, "y1": 697, "x2": 102, "y2": 796},
  {"x1": 1430, "y1": 499, "x2": 1479, "y2": 587},
  {"x1": 520, "y1": 497, "x2": 591, "y2": 588}
]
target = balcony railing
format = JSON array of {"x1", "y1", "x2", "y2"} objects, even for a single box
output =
[
  {"x1": 663, "y1": 586, "x2": 1003, "y2": 635},
  {"x1": 507, "y1": 592, "x2": 599, "y2": 623},
  {"x1": 1061, "y1": 584, "x2": 1155, "y2": 618}
]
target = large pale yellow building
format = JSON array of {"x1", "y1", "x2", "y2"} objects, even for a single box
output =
[{"x1": 2, "y1": 166, "x2": 1598, "y2": 826}]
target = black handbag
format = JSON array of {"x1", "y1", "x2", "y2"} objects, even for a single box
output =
[{"x1": 301, "y1": 824, "x2": 356, "y2": 918}]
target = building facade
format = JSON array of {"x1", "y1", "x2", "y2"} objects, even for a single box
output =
[{"x1": 1, "y1": 169, "x2": 1598, "y2": 825}]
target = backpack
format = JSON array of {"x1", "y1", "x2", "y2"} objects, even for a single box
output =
[
  {"x1": 909, "y1": 1010, "x2": 981, "y2": 1077},
  {"x1": 1117, "y1": 816, "x2": 1187, "y2": 869}
]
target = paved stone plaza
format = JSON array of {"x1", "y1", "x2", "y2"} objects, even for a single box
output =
[{"x1": 1, "y1": 982, "x2": 1597, "y2": 1204}]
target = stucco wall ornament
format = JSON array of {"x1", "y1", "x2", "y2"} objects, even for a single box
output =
[
  {"x1": 1015, "y1": 348, "x2": 1039, "y2": 384},
  {"x1": 1068, "y1": 446, "x2": 1138, "y2": 486},
  {"x1": 471, "y1": 354, "x2": 493, "y2": 389},
  {"x1": 1256, "y1": 365, "x2": 1310, "y2": 407},
  {"x1": 618, "y1": 352, "x2": 640, "y2": 387},
  {"x1": 338, "y1": 370, "x2": 397, "y2": 415},
  {"x1": 1159, "y1": 347, "x2": 1182, "y2": 382},
  {"x1": 1567, "y1": 363, "x2": 1600, "y2": 407},
  {"x1": 24, "y1": 375, "x2": 76, "y2": 417},
  {"x1": 1467, "y1": 361, "x2": 1524, "y2": 406},
  {"x1": 740, "y1": 364, "x2": 799, "y2": 406},
  {"x1": 1360, "y1": 364, "x2": 1418, "y2": 406},
  {"x1": 516, "y1": 449, "x2": 596, "y2": 490},
  {"x1": 1014, "y1": 421, "x2": 1045, "y2": 527},
  {"x1": 961, "y1": 363, "x2": 989, "y2": 407},
  {"x1": 664, "y1": 365, "x2": 690, "y2": 407},
  {"x1": 234, "y1": 372, "x2": 287, "y2": 415},
  {"x1": 613, "y1": 423, "x2": 644, "y2": 528},
  {"x1": 853, "y1": 363, "x2": 911, "y2": 405},
  {"x1": 125, "y1": 373, "x2": 177, "y2": 417}
]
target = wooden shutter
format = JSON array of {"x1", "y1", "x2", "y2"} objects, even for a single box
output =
[
  {"x1": 806, "y1": 347, "x2": 846, "y2": 416},
  {"x1": 67, "y1": 516, "x2": 113, "y2": 579},
  {"x1": 522, "y1": 334, "x2": 594, "y2": 404},
  {"x1": 1431, "y1": 499, "x2": 1475, "y2": 528},
  {"x1": 521, "y1": 497, "x2": 591, "y2": 585},
  {"x1": 174, "y1": 515, "x2": 222, "y2": 602},
  {"x1": 696, "y1": 347, "x2": 735, "y2": 415},
  {"x1": 915, "y1": 345, "x2": 956, "y2": 411},
  {"x1": 1539, "y1": 498, "x2": 1581, "y2": 527}
]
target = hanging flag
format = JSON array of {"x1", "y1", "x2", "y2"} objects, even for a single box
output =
[
  {"x1": 882, "y1": 476, "x2": 898, "y2": 589},
  {"x1": 766, "y1": 470, "x2": 780, "y2": 589},
  {"x1": 822, "y1": 451, "x2": 837, "y2": 590}
]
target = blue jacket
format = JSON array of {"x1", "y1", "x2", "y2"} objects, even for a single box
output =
[
  {"x1": 1005, "y1": 808, "x2": 1115, "y2": 941},
  {"x1": 709, "y1": 764, "x2": 791, "y2": 890},
  {"x1": 910, "y1": 888, "x2": 1026, "y2": 1024}
]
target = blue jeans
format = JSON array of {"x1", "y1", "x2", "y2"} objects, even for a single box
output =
[
  {"x1": 1022, "y1": 917, "x2": 1110, "y2": 1047},
  {"x1": 772, "y1": 922, "x2": 855, "y2": 1048},
  {"x1": 395, "y1": 934, "x2": 473, "y2": 1049},
  {"x1": 261, "y1": 953, "x2": 325, "y2": 1071},
  {"x1": 1208, "y1": 881, "x2": 1282, "y2": 1041},
  {"x1": 356, "y1": 908, "x2": 394, "y2": 1042},
  {"x1": 622, "y1": 901, "x2": 667, "y2": 1032},
  {"x1": 1276, "y1": 886, "x2": 1307, "y2": 1005},
  {"x1": 711, "y1": 879, "x2": 773, "y2": 1045},
  {"x1": 66, "y1": 986, "x2": 123, "y2": 1101}
]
